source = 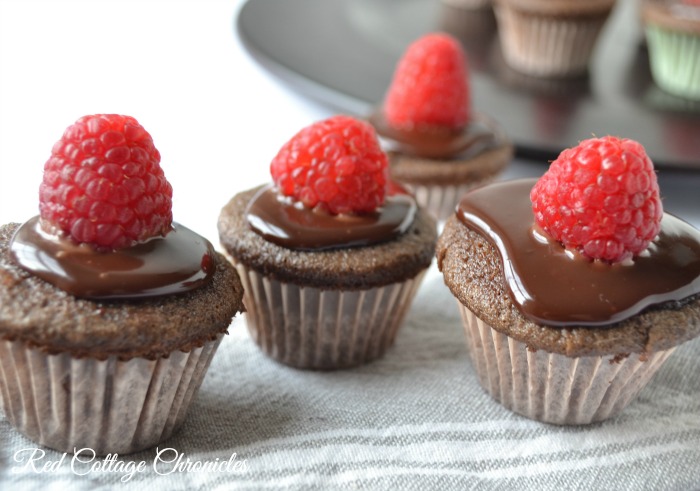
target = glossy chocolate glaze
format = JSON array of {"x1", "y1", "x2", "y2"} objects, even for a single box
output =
[
  {"x1": 10, "y1": 216, "x2": 216, "y2": 299},
  {"x1": 368, "y1": 111, "x2": 501, "y2": 160},
  {"x1": 246, "y1": 185, "x2": 417, "y2": 251},
  {"x1": 457, "y1": 179, "x2": 700, "y2": 326}
]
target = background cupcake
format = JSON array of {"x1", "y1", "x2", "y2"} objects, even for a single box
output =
[
  {"x1": 0, "y1": 114, "x2": 245, "y2": 454},
  {"x1": 218, "y1": 115, "x2": 436, "y2": 370},
  {"x1": 369, "y1": 33, "x2": 512, "y2": 222},
  {"x1": 493, "y1": 0, "x2": 617, "y2": 77},
  {"x1": 437, "y1": 136, "x2": 700, "y2": 425},
  {"x1": 641, "y1": 0, "x2": 700, "y2": 100}
]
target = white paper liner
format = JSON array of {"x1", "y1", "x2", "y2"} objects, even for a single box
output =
[
  {"x1": 646, "y1": 26, "x2": 700, "y2": 101},
  {"x1": 494, "y1": 5, "x2": 610, "y2": 77},
  {"x1": 235, "y1": 264, "x2": 426, "y2": 370},
  {"x1": 408, "y1": 180, "x2": 494, "y2": 222},
  {"x1": 0, "y1": 335, "x2": 223, "y2": 455},
  {"x1": 457, "y1": 304, "x2": 675, "y2": 425}
]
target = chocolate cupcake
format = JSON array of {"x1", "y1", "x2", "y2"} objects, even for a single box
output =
[
  {"x1": 493, "y1": 0, "x2": 617, "y2": 77},
  {"x1": 369, "y1": 33, "x2": 512, "y2": 222},
  {"x1": 0, "y1": 114, "x2": 244, "y2": 454},
  {"x1": 437, "y1": 136, "x2": 700, "y2": 425},
  {"x1": 641, "y1": 0, "x2": 700, "y2": 100},
  {"x1": 218, "y1": 115, "x2": 436, "y2": 370}
]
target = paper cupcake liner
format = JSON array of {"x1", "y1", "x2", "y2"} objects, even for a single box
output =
[
  {"x1": 494, "y1": 5, "x2": 610, "y2": 77},
  {"x1": 457, "y1": 304, "x2": 675, "y2": 425},
  {"x1": 441, "y1": 0, "x2": 492, "y2": 11},
  {"x1": 0, "y1": 335, "x2": 223, "y2": 455},
  {"x1": 235, "y1": 264, "x2": 426, "y2": 370},
  {"x1": 645, "y1": 26, "x2": 700, "y2": 101},
  {"x1": 408, "y1": 180, "x2": 495, "y2": 222}
]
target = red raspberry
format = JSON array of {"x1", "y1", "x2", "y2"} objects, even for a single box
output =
[
  {"x1": 383, "y1": 33, "x2": 470, "y2": 130},
  {"x1": 270, "y1": 115, "x2": 388, "y2": 215},
  {"x1": 39, "y1": 114, "x2": 173, "y2": 250},
  {"x1": 530, "y1": 136, "x2": 663, "y2": 263}
]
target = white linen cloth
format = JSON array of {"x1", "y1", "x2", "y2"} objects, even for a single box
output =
[{"x1": 2, "y1": 263, "x2": 700, "y2": 490}]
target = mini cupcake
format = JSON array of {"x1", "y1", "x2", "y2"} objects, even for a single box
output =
[
  {"x1": 493, "y1": 0, "x2": 617, "y2": 77},
  {"x1": 218, "y1": 115, "x2": 436, "y2": 370},
  {"x1": 437, "y1": 136, "x2": 700, "y2": 425},
  {"x1": 439, "y1": 3, "x2": 498, "y2": 70},
  {"x1": 641, "y1": 0, "x2": 700, "y2": 100},
  {"x1": 0, "y1": 114, "x2": 244, "y2": 454},
  {"x1": 368, "y1": 33, "x2": 512, "y2": 222}
]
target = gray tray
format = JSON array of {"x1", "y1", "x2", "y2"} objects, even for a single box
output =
[{"x1": 237, "y1": 0, "x2": 700, "y2": 169}]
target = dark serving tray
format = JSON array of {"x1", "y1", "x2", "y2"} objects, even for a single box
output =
[{"x1": 237, "y1": 0, "x2": 700, "y2": 169}]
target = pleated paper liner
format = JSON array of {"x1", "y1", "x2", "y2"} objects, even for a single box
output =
[
  {"x1": 645, "y1": 26, "x2": 700, "y2": 101},
  {"x1": 457, "y1": 304, "x2": 675, "y2": 425},
  {"x1": 408, "y1": 180, "x2": 496, "y2": 223},
  {"x1": 235, "y1": 263, "x2": 426, "y2": 370},
  {"x1": 494, "y1": 3, "x2": 612, "y2": 77},
  {"x1": 0, "y1": 334, "x2": 223, "y2": 455}
]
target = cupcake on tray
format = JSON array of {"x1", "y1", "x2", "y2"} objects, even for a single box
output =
[
  {"x1": 368, "y1": 33, "x2": 512, "y2": 222},
  {"x1": 493, "y1": 0, "x2": 617, "y2": 77},
  {"x1": 218, "y1": 115, "x2": 437, "y2": 370},
  {"x1": 641, "y1": 0, "x2": 700, "y2": 100},
  {"x1": 0, "y1": 114, "x2": 245, "y2": 454},
  {"x1": 437, "y1": 135, "x2": 700, "y2": 425}
]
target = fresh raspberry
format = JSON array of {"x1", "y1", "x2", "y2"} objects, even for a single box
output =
[
  {"x1": 39, "y1": 114, "x2": 173, "y2": 250},
  {"x1": 383, "y1": 33, "x2": 470, "y2": 130},
  {"x1": 530, "y1": 136, "x2": 663, "y2": 263},
  {"x1": 270, "y1": 115, "x2": 388, "y2": 215}
]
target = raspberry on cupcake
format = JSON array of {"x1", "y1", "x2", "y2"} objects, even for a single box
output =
[
  {"x1": 0, "y1": 114, "x2": 244, "y2": 454},
  {"x1": 368, "y1": 33, "x2": 512, "y2": 221},
  {"x1": 437, "y1": 135, "x2": 700, "y2": 424},
  {"x1": 218, "y1": 115, "x2": 437, "y2": 370}
]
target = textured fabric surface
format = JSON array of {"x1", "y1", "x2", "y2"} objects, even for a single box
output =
[{"x1": 1, "y1": 265, "x2": 699, "y2": 490}]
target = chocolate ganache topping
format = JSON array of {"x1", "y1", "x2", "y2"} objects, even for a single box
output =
[
  {"x1": 10, "y1": 216, "x2": 216, "y2": 299},
  {"x1": 457, "y1": 179, "x2": 700, "y2": 327},
  {"x1": 368, "y1": 111, "x2": 501, "y2": 160},
  {"x1": 246, "y1": 184, "x2": 417, "y2": 251}
]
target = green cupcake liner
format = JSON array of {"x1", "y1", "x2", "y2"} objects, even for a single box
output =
[{"x1": 646, "y1": 26, "x2": 700, "y2": 101}]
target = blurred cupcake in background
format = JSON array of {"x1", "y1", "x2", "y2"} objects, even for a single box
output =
[
  {"x1": 641, "y1": 0, "x2": 700, "y2": 100},
  {"x1": 493, "y1": 0, "x2": 617, "y2": 77},
  {"x1": 369, "y1": 33, "x2": 512, "y2": 222},
  {"x1": 439, "y1": 2, "x2": 498, "y2": 70}
]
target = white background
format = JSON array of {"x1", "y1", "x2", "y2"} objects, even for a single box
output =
[{"x1": 0, "y1": 0, "x2": 335, "y2": 244}]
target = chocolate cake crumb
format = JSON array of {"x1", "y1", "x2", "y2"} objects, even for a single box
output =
[
  {"x1": 218, "y1": 186, "x2": 438, "y2": 290},
  {"x1": 437, "y1": 215, "x2": 700, "y2": 357},
  {"x1": 0, "y1": 223, "x2": 245, "y2": 360},
  {"x1": 389, "y1": 142, "x2": 512, "y2": 186}
]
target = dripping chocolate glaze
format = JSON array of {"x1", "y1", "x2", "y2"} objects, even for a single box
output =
[
  {"x1": 245, "y1": 185, "x2": 417, "y2": 251},
  {"x1": 10, "y1": 216, "x2": 216, "y2": 299},
  {"x1": 456, "y1": 179, "x2": 700, "y2": 327},
  {"x1": 368, "y1": 111, "x2": 502, "y2": 160}
]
